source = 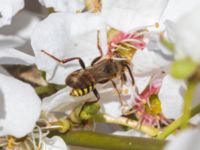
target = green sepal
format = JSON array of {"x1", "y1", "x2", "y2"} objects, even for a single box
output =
[
  {"x1": 80, "y1": 102, "x2": 100, "y2": 120},
  {"x1": 171, "y1": 58, "x2": 198, "y2": 79}
]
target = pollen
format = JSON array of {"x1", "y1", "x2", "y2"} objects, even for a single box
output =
[
  {"x1": 122, "y1": 88, "x2": 129, "y2": 94},
  {"x1": 7, "y1": 136, "x2": 15, "y2": 149},
  {"x1": 145, "y1": 95, "x2": 162, "y2": 115}
]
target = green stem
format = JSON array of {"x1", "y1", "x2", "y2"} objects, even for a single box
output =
[
  {"x1": 58, "y1": 131, "x2": 166, "y2": 150},
  {"x1": 181, "y1": 81, "x2": 197, "y2": 128},
  {"x1": 93, "y1": 114, "x2": 160, "y2": 137},
  {"x1": 157, "y1": 104, "x2": 200, "y2": 139}
]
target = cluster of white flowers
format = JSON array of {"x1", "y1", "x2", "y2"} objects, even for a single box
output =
[{"x1": 1, "y1": 0, "x2": 200, "y2": 149}]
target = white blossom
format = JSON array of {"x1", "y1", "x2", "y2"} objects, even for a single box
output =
[
  {"x1": 0, "y1": 74, "x2": 41, "y2": 138},
  {"x1": 39, "y1": 0, "x2": 84, "y2": 13},
  {"x1": 158, "y1": 75, "x2": 186, "y2": 119},
  {"x1": 173, "y1": 6, "x2": 200, "y2": 63},
  {"x1": 0, "y1": 0, "x2": 24, "y2": 27},
  {"x1": 42, "y1": 136, "x2": 69, "y2": 150},
  {"x1": 31, "y1": 12, "x2": 105, "y2": 84},
  {"x1": 164, "y1": 129, "x2": 200, "y2": 150},
  {"x1": 161, "y1": 0, "x2": 200, "y2": 22},
  {"x1": 101, "y1": 0, "x2": 169, "y2": 32},
  {"x1": 42, "y1": 82, "x2": 130, "y2": 119}
]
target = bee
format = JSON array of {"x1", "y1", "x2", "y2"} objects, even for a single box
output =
[{"x1": 41, "y1": 31, "x2": 134, "y2": 104}]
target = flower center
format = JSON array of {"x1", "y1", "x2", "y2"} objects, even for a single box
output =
[
  {"x1": 107, "y1": 28, "x2": 146, "y2": 60},
  {"x1": 145, "y1": 94, "x2": 162, "y2": 116}
]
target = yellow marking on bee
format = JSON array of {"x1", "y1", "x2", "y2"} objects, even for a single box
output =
[
  {"x1": 89, "y1": 85, "x2": 93, "y2": 91},
  {"x1": 84, "y1": 88, "x2": 88, "y2": 94},
  {"x1": 78, "y1": 89, "x2": 83, "y2": 96},
  {"x1": 71, "y1": 90, "x2": 79, "y2": 96}
]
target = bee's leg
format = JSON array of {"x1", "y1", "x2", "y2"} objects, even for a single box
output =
[
  {"x1": 124, "y1": 64, "x2": 134, "y2": 85},
  {"x1": 110, "y1": 80, "x2": 124, "y2": 105},
  {"x1": 111, "y1": 80, "x2": 130, "y2": 115},
  {"x1": 41, "y1": 50, "x2": 86, "y2": 69},
  {"x1": 93, "y1": 88, "x2": 100, "y2": 102},
  {"x1": 120, "y1": 73, "x2": 127, "y2": 87},
  {"x1": 91, "y1": 30, "x2": 103, "y2": 66}
]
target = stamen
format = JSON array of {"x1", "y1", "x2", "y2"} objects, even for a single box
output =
[
  {"x1": 121, "y1": 42, "x2": 141, "y2": 49},
  {"x1": 31, "y1": 131, "x2": 37, "y2": 150},
  {"x1": 129, "y1": 22, "x2": 160, "y2": 35},
  {"x1": 121, "y1": 38, "x2": 144, "y2": 44},
  {"x1": 7, "y1": 136, "x2": 15, "y2": 148}
]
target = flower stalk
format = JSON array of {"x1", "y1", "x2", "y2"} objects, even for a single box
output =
[
  {"x1": 181, "y1": 80, "x2": 198, "y2": 128},
  {"x1": 157, "y1": 103, "x2": 200, "y2": 139},
  {"x1": 58, "y1": 130, "x2": 166, "y2": 150},
  {"x1": 93, "y1": 113, "x2": 160, "y2": 137}
]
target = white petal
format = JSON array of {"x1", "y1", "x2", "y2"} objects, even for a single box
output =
[
  {"x1": 0, "y1": 74, "x2": 41, "y2": 138},
  {"x1": 100, "y1": 88, "x2": 122, "y2": 117},
  {"x1": 164, "y1": 129, "x2": 200, "y2": 150},
  {"x1": 42, "y1": 136, "x2": 69, "y2": 150},
  {"x1": 158, "y1": 75, "x2": 186, "y2": 119},
  {"x1": 164, "y1": 20, "x2": 176, "y2": 42},
  {"x1": 101, "y1": 0, "x2": 169, "y2": 32},
  {"x1": 0, "y1": 35, "x2": 25, "y2": 48},
  {"x1": 134, "y1": 76, "x2": 151, "y2": 94},
  {"x1": 0, "y1": 66, "x2": 10, "y2": 75},
  {"x1": 0, "y1": 10, "x2": 41, "y2": 40},
  {"x1": 39, "y1": 0, "x2": 84, "y2": 13},
  {"x1": 0, "y1": 0, "x2": 24, "y2": 27},
  {"x1": 41, "y1": 87, "x2": 90, "y2": 117},
  {"x1": 161, "y1": 0, "x2": 200, "y2": 22},
  {"x1": 132, "y1": 49, "x2": 171, "y2": 76},
  {"x1": 42, "y1": 84, "x2": 122, "y2": 118},
  {"x1": 173, "y1": 7, "x2": 200, "y2": 63},
  {"x1": 31, "y1": 12, "x2": 105, "y2": 84},
  {"x1": 0, "y1": 48, "x2": 34, "y2": 65}
]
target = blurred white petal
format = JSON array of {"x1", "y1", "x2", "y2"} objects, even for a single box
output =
[
  {"x1": 164, "y1": 129, "x2": 200, "y2": 150},
  {"x1": 0, "y1": 48, "x2": 34, "y2": 65},
  {"x1": 173, "y1": 7, "x2": 200, "y2": 63},
  {"x1": 164, "y1": 20, "x2": 176, "y2": 42},
  {"x1": 101, "y1": 0, "x2": 169, "y2": 32},
  {"x1": 192, "y1": 84, "x2": 200, "y2": 107},
  {"x1": 39, "y1": 0, "x2": 84, "y2": 13},
  {"x1": 31, "y1": 12, "x2": 105, "y2": 84},
  {"x1": 158, "y1": 75, "x2": 186, "y2": 119},
  {"x1": 161, "y1": 0, "x2": 200, "y2": 22},
  {"x1": 0, "y1": 35, "x2": 25, "y2": 48},
  {"x1": 0, "y1": 0, "x2": 24, "y2": 27},
  {"x1": 42, "y1": 136, "x2": 69, "y2": 150},
  {"x1": 0, "y1": 74, "x2": 41, "y2": 138},
  {"x1": 0, "y1": 10, "x2": 41, "y2": 40}
]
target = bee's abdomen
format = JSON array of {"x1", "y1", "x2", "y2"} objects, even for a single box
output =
[{"x1": 70, "y1": 85, "x2": 95, "y2": 97}]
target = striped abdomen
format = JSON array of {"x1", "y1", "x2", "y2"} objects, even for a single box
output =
[
  {"x1": 70, "y1": 85, "x2": 95, "y2": 96},
  {"x1": 65, "y1": 69, "x2": 96, "y2": 97}
]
